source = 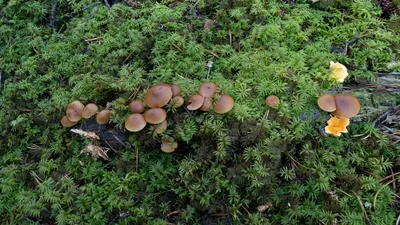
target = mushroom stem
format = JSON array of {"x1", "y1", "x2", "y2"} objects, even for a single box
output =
[
  {"x1": 263, "y1": 108, "x2": 270, "y2": 120},
  {"x1": 105, "y1": 102, "x2": 112, "y2": 110}
]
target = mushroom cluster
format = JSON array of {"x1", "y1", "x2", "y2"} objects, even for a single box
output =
[
  {"x1": 125, "y1": 83, "x2": 184, "y2": 153},
  {"x1": 187, "y1": 82, "x2": 234, "y2": 114},
  {"x1": 317, "y1": 94, "x2": 360, "y2": 136},
  {"x1": 60, "y1": 101, "x2": 110, "y2": 127}
]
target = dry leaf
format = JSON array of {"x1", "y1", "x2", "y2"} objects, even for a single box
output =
[
  {"x1": 71, "y1": 129, "x2": 100, "y2": 140},
  {"x1": 81, "y1": 142, "x2": 109, "y2": 160}
]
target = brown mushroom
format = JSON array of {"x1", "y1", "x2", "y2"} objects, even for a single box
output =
[
  {"x1": 128, "y1": 100, "x2": 145, "y2": 113},
  {"x1": 144, "y1": 108, "x2": 167, "y2": 124},
  {"x1": 187, "y1": 94, "x2": 205, "y2": 110},
  {"x1": 213, "y1": 94, "x2": 234, "y2": 114},
  {"x1": 265, "y1": 95, "x2": 279, "y2": 108},
  {"x1": 60, "y1": 115, "x2": 78, "y2": 127},
  {"x1": 125, "y1": 114, "x2": 147, "y2": 132},
  {"x1": 170, "y1": 96, "x2": 184, "y2": 107},
  {"x1": 66, "y1": 100, "x2": 84, "y2": 122},
  {"x1": 317, "y1": 94, "x2": 336, "y2": 112},
  {"x1": 198, "y1": 82, "x2": 218, "y2": 98},
  {"x1": 82, "y1": 103, "x2": 98, "y2": 119},
  {"x1": 332, "y1": 94, "x2": 360, "y2": 118},
  {"x1": 171, "y1": 84, "x2": 182, "y2": 97},
  {"x1": 161, "y1": 139, "x2": 178, "y2": 153},
  {"x1": 96, "y1": 109, "x2": 111, "y2": 124},
  {"x1": 144, "y1": 84, "x2": 173, "y2": 108},
  {"x1": 154, "y1": 120, "x2": 168, "y2": 134},
  {"x1": 200, "y1": 97, "x2": 212, "y2": 111},
  {"x1": 263, "y1": 95, "x2": 280, "y2": 119}
]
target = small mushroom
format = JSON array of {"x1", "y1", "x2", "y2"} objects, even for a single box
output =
[
  {"x1": 263, "y1": 95, "x2": 279, "y2": 119},
  {"x1": 198, "y1": 82, "x2": 217, "y2": 98},
  {"x1": 154, "y1": 120, "x2": 168, "y2": 134},
  {"x1": 187, "y1": 94, "x2": 204, "y2": 110},
  {"x1": 128, "y1": 100, "x2": 145, "y2": 113},
  {"x1": 332, "y1": 94, "x2": 360, "y2": 118},
  {"x1": 82, "y1": 103, "x2": 98, "y2": 119},
  {"x1": 161, "y1": 139, "x2": 178, "y2": 153},
  {"x1": 200, "y1": 97, "x2": 212, "y2": 111},
  {"x1": 144, "y1": 84, "x2": 173, "y2": 108},
  {"x1": 170, "y1": 96, "x2": 184, "y2": 107},
  {"x1": 66, "y1": 100, "x2": 85, "y2": 122},
  {"x1": 125, "y1": 114, "x2": 147, "y2": 132},
  {"x1": 171, "y1": 84, "x2": 182, "y2": 97},
  {"x1": 213, "y1": 94, "x2": 234, "y2": 114},
  {"x1": 325, "y1": 117, "x2": 350, "y2": 137},
  {"x1": 317, "y1": 94, "x2": 336, "y2": 112},
  {"x1": 60, "y1": 115, "x2": 78, "y2": 127},
  {"x1": 96, "y1": 109, "x2": 111, "y2": 124},
  {"x1": 265, "y1": 95, "x2": 279, "y2": 108},
  {"x1": 144, "y1": 108, "x2": 167, "y2": 124}
]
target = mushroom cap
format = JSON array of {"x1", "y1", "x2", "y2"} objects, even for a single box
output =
[
  {"x1": 329, "y1": 61, "x2": 348, "y2": 83},
  {"x1": 144, "y1": 84, "x2": 173, "y2": 108},
  {"x1": 200, "y1": 97, "x2": 212, "y2": 111},
  {"x1": 144, "y1": 108, "x2": 167, "y2": 124},
  {"x1": 213, "y1": 94, "x2": 234, "y2": 114},
  {"x1": 154, "y1": 119, "x2": 168, "y2": 134},
  {"x1": 317, "y1": 94, "x2": 336, "y2": 112},
  {"x1": 265, "y1": 95, "x2": 279, "y2": 108},
  {"x1": 325, "y1": 117, "x2": 350, "y2": 136},
  {"x1": 125, "y1": 113, "x2": 147, "y2": 132},
  {"x1": 332, "y1": 94, "x2": 360, "y2": 118},
  {"x1": 66, "y1": 100, "x2": 84, "y2": 122},
  {"x1": 171, "y1": 84, "x2": 182, "y2": 97},
  {"x1": 82, "y1": 103, "x2": 98, "y2": 119},
  {"x1": 161, "y1": 139, "x2": 178, "y2": 153},
  {"x1": 60, "y1": 115, "x2": 78, "y2": 127},
  {"x1": 128, "y1": 100, "x2": 145, "y2": 113},
  {"x1": 198, "y1": 82, "x2": 218, "y2": 98},
  {"x1": 96, "y1": 109, "x2": 111, "y2": 124},
  {"x1": 171, "y1": 96, "x2": 184, "y2": 107},
  {"x1": 187, "y1": 94, "x2": 205, "y2": 110}
]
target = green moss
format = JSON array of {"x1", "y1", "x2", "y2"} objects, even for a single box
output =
[{"x1": 1, "y1": 0, "x2": 399, "y2": 224}]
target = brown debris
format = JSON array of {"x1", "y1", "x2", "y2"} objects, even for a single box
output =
[{"x1": 81, "y1": 142, "x2": 110, "y2": 160}]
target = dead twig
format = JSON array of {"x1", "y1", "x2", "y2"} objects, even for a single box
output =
[
  {"x1": 84, "y1": 37, "x2": 103, "y2": 44},
  {"x1": 30, "y1": 171, "x2": 43, "y2": 184},
  {"x1": 373, "y1": 180, "x2": 394, "y2": 209},
  {"x1": 167, "y1": 210, "x2": 183, "y2": 216},
  {"x1": 373, "y1": 104, "x2": 400, "y2": 127},
  {"x1": 171, "y1": 43, "x2": 183, "y2": 53},
  {"x1": 390, "y1": 168, "x2": 396, "y2": 192},
  {"x1": 352, "y1": 191, "x2": 372, "y2": 225},
  {"x1": 104, "y1": 0, "x2": 111, "y2": 9},
  {"x1": 379, "y1": 171, "x2": 400, "y2": 182},
  {"x1": 204, "y1": 49, "x2": 220, "y2": 58},
  {"x1": 335, "y1": 187, "x2": 352, "y2": 198}
]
